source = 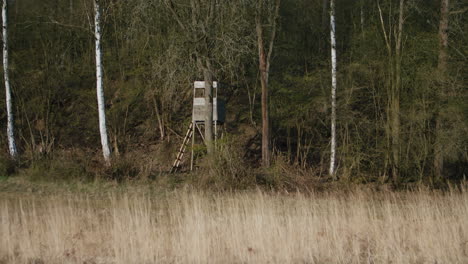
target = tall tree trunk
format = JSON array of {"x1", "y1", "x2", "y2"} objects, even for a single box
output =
[
  {"x1": 360, "y1": 0, "x2": 365, "y2": 34},
  {"x1": 69, "y1": 0, "x2": 73, "y2": 22},
  {"x1": 434, "y1": 0, "x2": 449, "y2": 179},
  {"x1": 322, "y1": 0, "x2": 328, "y2": 30},
  {"x1": 94, "y1": 0, "x2": 111, "y2": 164},
  {"x1": 255, "y1": 0, "x2": 280, "y2": 168},
  {"x1": 203, "y1": 59, "x2": 214, "y2": 154},
  {"x1": 256, "y1": 17, "x2": 270, "y2": 168},
  {"x1": 2, "y1": 0, "x2": 17, "y2": 158},
  {"x1": 329, "y1": 0, "x2": 337, "y2": 177},
  {"x1": 378, "y1": 0, "x2": 405, "y2": 182},
  {"x1": 437, "y1": 0, "x2": 449, "y2": 73},
  {"x1": 391, "y1": 0, "x2": 404, "y2": 182}
]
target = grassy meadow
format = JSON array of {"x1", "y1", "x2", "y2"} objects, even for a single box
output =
[{"x1": 1, "y1": 184, "x2": 467, "y2": 264}]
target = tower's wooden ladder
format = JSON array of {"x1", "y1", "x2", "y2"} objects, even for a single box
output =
[{"x1": 170, "y1": 122, "x2": 194, "y2": 173}]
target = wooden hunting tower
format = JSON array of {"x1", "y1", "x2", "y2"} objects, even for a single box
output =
[
  {"x1": 171, "y1": 81, "x2": 226, "y2": 172},
  {"x1": 192, "y1": 81, "x2": 225, "y2": 124}
]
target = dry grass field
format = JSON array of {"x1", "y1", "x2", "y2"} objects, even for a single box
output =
[{"x1": 1, "y1": 187, "x2": 468, "y2": 263}]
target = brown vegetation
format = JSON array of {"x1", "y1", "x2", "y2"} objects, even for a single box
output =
[{"x1": 1, "y1": 187, "x2": 467, "y2": 263}]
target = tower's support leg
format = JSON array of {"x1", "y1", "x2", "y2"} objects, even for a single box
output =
[{"x1": 190, "y1": 121, "x2": 195, "y2": 171}]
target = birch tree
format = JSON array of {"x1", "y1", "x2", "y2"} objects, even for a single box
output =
[
  {"x1": 256, "y1": 0, "x2": 280, "y2": 168},
  {"x1": 329, "y1": 0, "x2": 337, "y2": 176},
  {"x1": 94, "y1": 0, "x2": 111, "y2": 164},
  {"x1": 2, "y1": 0, "x2": 17, "y2": 158}
]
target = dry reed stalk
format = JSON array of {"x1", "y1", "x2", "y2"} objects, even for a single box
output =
[{"x1": 1, "y1": 188, "x2": 467, "y2": 263}]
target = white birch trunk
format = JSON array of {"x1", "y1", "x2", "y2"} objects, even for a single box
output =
[
  {"x1": 329, "y1": 0, "x2": 337, "y2": 177},
  {"x1": 2, "y1": 0, "x2": 17, "y2": 158},
  {"x1": 94, "y1": 0, "x2": 111, "y2": 164}
]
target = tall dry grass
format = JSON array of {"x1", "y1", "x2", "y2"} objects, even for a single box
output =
[{"x1": 1, "y1": 187, "x2": 468, "y2": 263}]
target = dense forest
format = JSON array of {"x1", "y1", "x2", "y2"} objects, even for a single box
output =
[{"x1": 0, "y1": 0, "x2": 466, "y2": 186}]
